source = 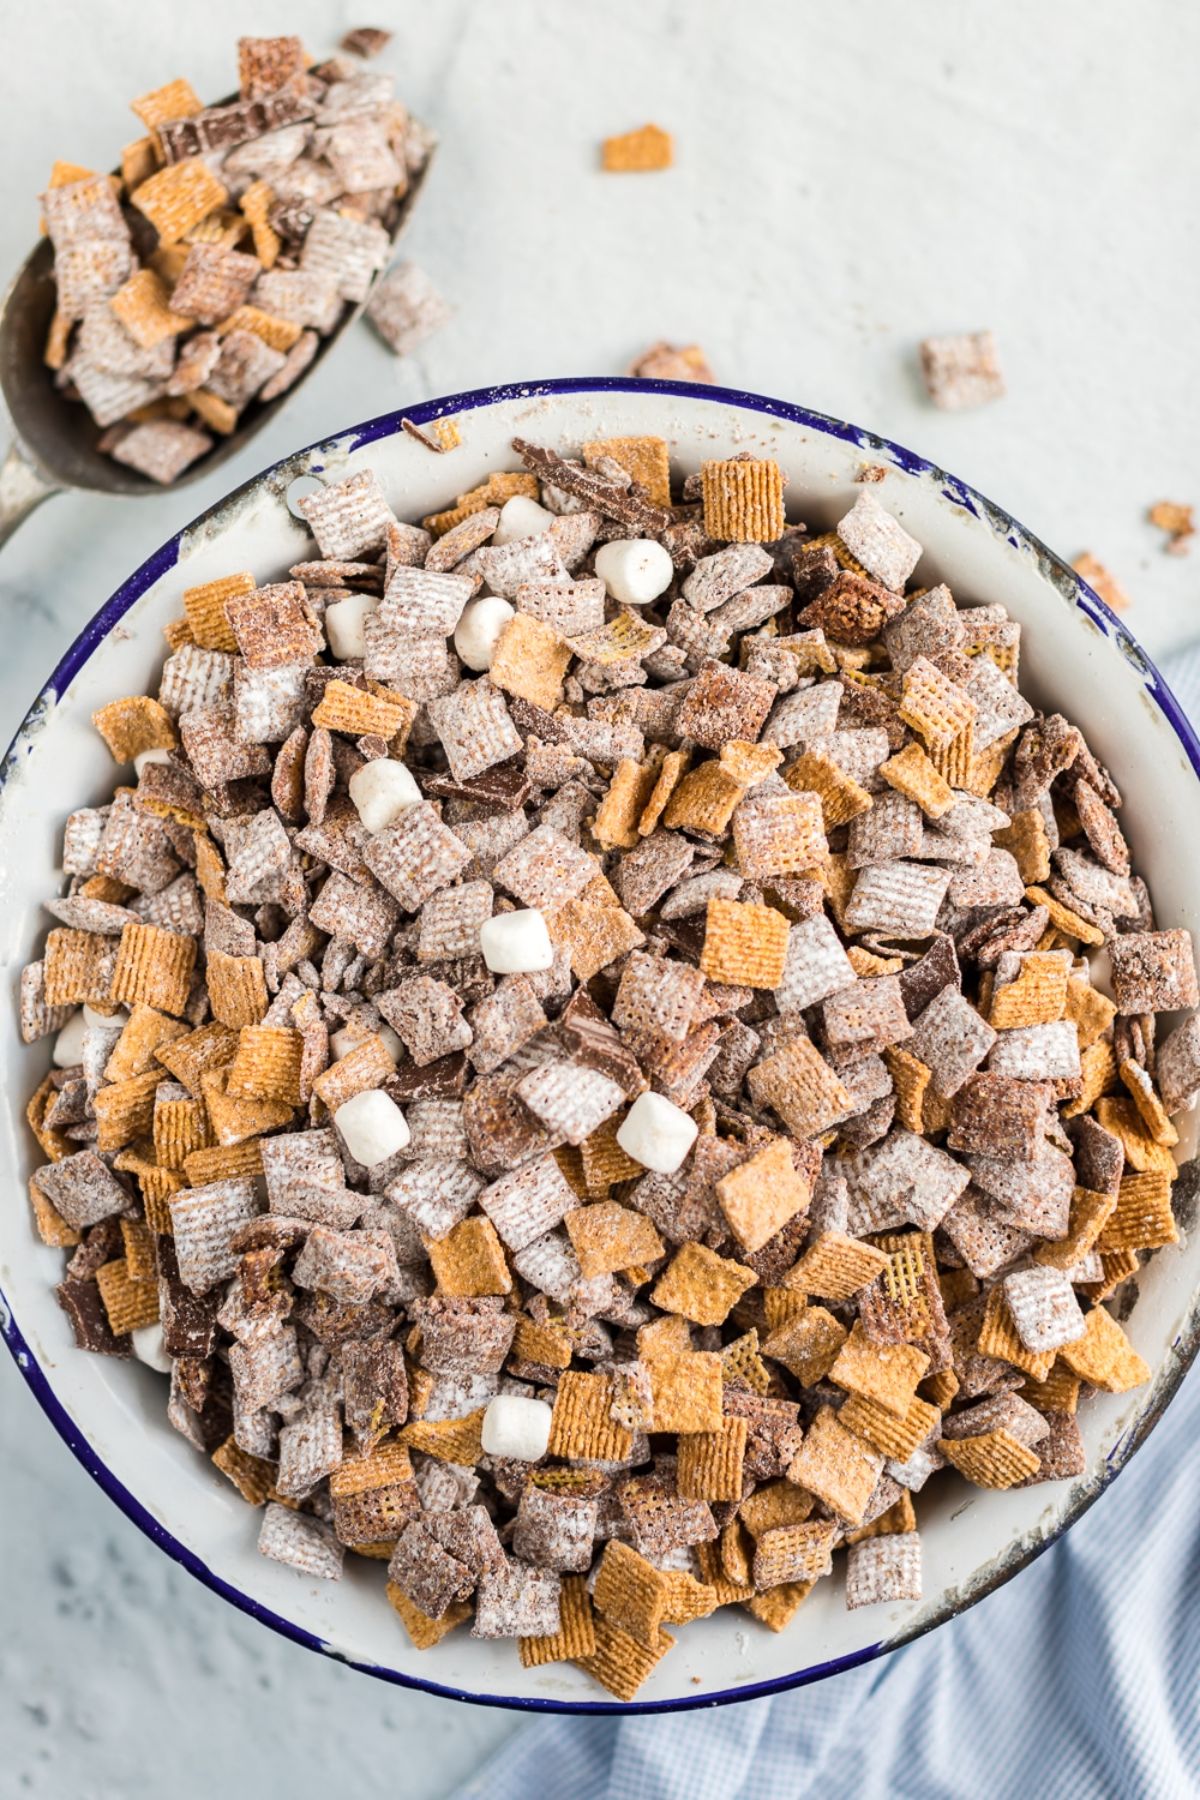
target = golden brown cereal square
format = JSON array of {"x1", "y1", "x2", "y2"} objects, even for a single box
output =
[
  {"x1": 591, "y1": 758, "x2": 664, "y2": 851},
  {"x1": 582, "y1": 435, "x2": 672, "y2": 507},
  {"x1": 1094, "y1": 1098, "x2": 1177, "y2": 1174},
  {"x1": 400, "y1": 1409, "x2": 486, "y2": 1465},
  {"x1": 111, "y1": 268, "x2": 193, "y2": 348},
  {"x1": 132, "y1": 157, "x2": 227, "y2": 244},
  {"x1": 512, "y1": 1316, "x2": 573, "y2": 1370},
  {"x1": 206, "y1": 950, "x2": 269, "y2": 1028},
  {"x1": 201, "y1": 1067, "x2": 293, "y2": 1148},
  {"x1": 744, "y1": 1580, "x2": 813, "y2": 1631},
  {"x1": 676, "y1": 1416, "x2": 748, "y2": 1501},
  {"x1": 650, "y1": 1243, "x2": 757, "y2": 1327},
  {"x1": 993, "y1": 809, "x2": 1052, "y2": 886},
  {"x1": 1058, "y1": 1305, "x2": 1149, "y2": 1391},
  {"x1": 488, "y1": 614, "x2": 573, "y2": 711},
  {"x1": 647, "y1": 1351, "x2": 725, "y2": 1433},
  {"x1": 92, "y1": 695, "x2": 178, "y2": 763},
  {"x1": 104, "y1": 1004, "x2": 188, "y2": 1082},
  {"x1": 879, "y1": 741, "x2": 954, "y2": 818},
  {"x1": 761, "y1": 1305, "x2": 848, "y2": 1385},
  {"x1": 939, "y1": 1428, "x2": 1040, "y2": 1488},
  {"x1": 739, "y1": 1482, "x2": 815, "y2": 1539},
  {"x1": 721, "y1": 1327, "x2": 771, "y2": 1394},
  {"x1": 548, "y1": 1372, "x2": 634, "y2": 1462},
  {"x1": 600, "y1": 125, "x2": 674, "y2": 173},
  {"x1": 576, "y1": 1616, "x2": 675, "y2": 1701},
  {"x1": 547, "y1": 882, "x2": 645, "y2": 983},
  {"x1": 839, "y1": 1391, "x2": 941, "y2": 1461},
  {"x1": 427, "y1": 1216, "x2": 512, "y2": 1297},
  {"x1": 700, "y1": 897, "x2": 789, "y2": 988},
  {"x1": 784, "y1": 1231, "x2": 889, "y2": 1302},
  {"x1": 311, "y1": 679, "x2": 416, "y2": 745},
  {"x1": 785, "y1": 1405, "x2": 883, "y2": 1526},
  {"x1": 182, "y1": 571, "x2": 255, "y2": 651},
  {"x1": 212, "y1": 1435, "x2": 277, "y2": 1506},
  {"x1": 579, "y1": 1121, "x2": 644, "y2": 1194},
  {"x1": 752, "y1": 1519, "x2": 838, "y2": 1588},
  {"x1": 702, "y1": 458, "x2": 786, "y2": 543},
  {"x1": 95, "y1": 1070, "x2": 162, "y2": 1152},
  {"x1": 43, "y1": 929, "x2": 114, "y2": 1007},
  {"x1": 1095, "y1": 1170, "x2": 1177, "y2": 1252},
  {"x1": 565, "y1": 1201, "x2": 665, "y2": 1278},
  {"x1": 976, "y1": 1285, "x2": 1055, "y2": 1381},
  {"x1": 662, "y1": 760, "x2": 746, "y2": 836},
  {"x1": 130, "y1": 76, "x2": 203, "y2": 131},
  {"x1": 784, "y1": 751, "x2": 873, "y2": 830},
  {"x1": 716, "y1": 1135, "x2": 812, "y2": 1254},
  {"x1": 593, "y1": 1540, "x2": 671, "y2": 1646},
  {"x1": 111, "y1": 922, "x2": 196, "y2": 1016},
  {"x1": 828, "y1": 1320, "x2": 931, "y2": 1418},
  {"x1": 156, "y1": 1020, "x2": 238, "y2": 1096},
  {"x1": 153, "y1": 1092, "x2": 211, "y2": 1171},
  {"x1": 519, "y1": 1576, "x2": 596, "y2": 1667},
  {"x1": 659, "y1": 1571, "x2": 720, "y2": 1624},
  {"x1": 226, "y1": 1026, "x2": 305, "y2": 1107},
  {"x1": 747, "y1": 1037, "x2": 853, "y2": 1137},
  {"x1": 386, "y1": 1581, "x2": 473, "y2": 1650},
  {"x1": 95, "y1": 1257, "x2": 160, "y2": 1335}
]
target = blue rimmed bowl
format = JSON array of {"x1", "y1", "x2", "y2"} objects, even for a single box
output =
[{"x1": 3, "y1": 377, "x2": 1199, "y2": 1713}]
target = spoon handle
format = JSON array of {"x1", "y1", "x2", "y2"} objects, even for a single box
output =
[{"x1": 0, "y1": 439, "x2": 62, "y2": 551}]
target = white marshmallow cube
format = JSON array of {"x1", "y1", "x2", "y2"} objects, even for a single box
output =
[
  {"x1": 330, "y1": 1022, "x2": 403, "y2": 1064},
  {"x1": 52, "y1": 1011, "x2": 88, "y2": 1069},
  {"x1": 349, "y1": 759, "x2": 423, "y2": 834},
  {"x1": 454, "y1": 595, "x2": 515, "y2": 672},
  {"x1": 481, "y1": 1394, "x2": 553, "y2": 1462},
  {"x1": 479, "y1": 909, "x2": 553, "y2": 974},
  {"x1": 84, "y1": 1003, "x2": 127, "y2": 1029},
  {"x1": 334, "y1": 1088, "x2": 410, "y2": 1167},
  {"x1": 325, "y1": 592, "x2": 379, "y2": 661},
  {"x1": 133, "y1": 746, "x2": 172, "y2": 777},
  {"x1": 594, "y1": 538, "x2": 674, "y2": 606},
  {"x1": 131, "y1": 1324, "x2": 173, "y2": 1375},
  {"x1": 616, "y1": 1090, "x2": 698, "y2": 1175},
  {"x1": 492, "y1": 494, "x2": 556, "y2": 544}
]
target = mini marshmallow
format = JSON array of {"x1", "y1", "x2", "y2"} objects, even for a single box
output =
[
  {"x1": 325, "y1": 592, "x2": 379, "y2": 661},
  {"x1": 84, "y1": 1003, "x2": 127, "y2": 1029},
  {"x1": 594, "y1": 538, "x2": 674, "y2": 607},
  {"x1": 481, "y1": 1393, "x2": 553, "y2": 1462},
  {"x1": 454, "y1": 595, "x2": 516, "y2": 672},
  {"x1": 349, "y1": 759, "x2": 423, "y2": 833},
  {"x1": 334, "y1": 1088, "x2": 410, "y2": 1167},
  {"x1": 492, "y1": 494, "x2": 556, "y2": 544},
  {"x1": 53, "y1": 1011, "x2": 88, "y2": 1069},
  {"x1": 479, "y1": 908, "x2": 554, "y2": 974},
  {"x1": 616, "y1": 1090, "x2": 698, "y2": 1175},
  {"x1": 134, "y1": 746, "x2": 173, "y2": 777},
  {"x1": 131, "y1": 1324, "x2": 173, "y2": 1375},
  {"x1": 330, "y1": 1022, "x2": 403, "y2": 1064}
]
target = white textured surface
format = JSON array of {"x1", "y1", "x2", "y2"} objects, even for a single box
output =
[{"x1": 1, "y1": 0, "x2": 1197, "y2": 1791}]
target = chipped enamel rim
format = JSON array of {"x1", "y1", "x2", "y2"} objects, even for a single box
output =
[{"x1": 2, "y1": 376, "x2": 1199, "y2": 1716}]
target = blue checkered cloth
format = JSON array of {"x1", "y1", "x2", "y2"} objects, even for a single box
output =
[{"x1": 452, "y1": 646, "x2": 1200, "y2": 1800}]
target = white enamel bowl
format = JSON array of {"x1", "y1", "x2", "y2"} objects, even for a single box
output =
[{"x1": 3, "y1": 378, "x2": 1199, "y2": 1713}]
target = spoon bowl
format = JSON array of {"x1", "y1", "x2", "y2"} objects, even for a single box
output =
[{"x1": 0, "y1": 132, "x2": 434, "y2": 543}]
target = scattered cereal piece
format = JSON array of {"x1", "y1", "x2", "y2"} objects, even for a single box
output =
[
  {"x1": 601, "y1": 125, "x2": 674, "y2": 173},
  {"x1": 919, "y1": 330, "x2": 1005, "y2": 410}
]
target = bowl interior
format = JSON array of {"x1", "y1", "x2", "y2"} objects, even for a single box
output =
[{"x1": 3, "y1": 379, "x2": 1198, "y2": 1712}]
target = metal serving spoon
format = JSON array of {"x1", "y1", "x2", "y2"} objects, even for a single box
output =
[{"x1": 0, "y1": 136, "x2": 435, "y2": 549}]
